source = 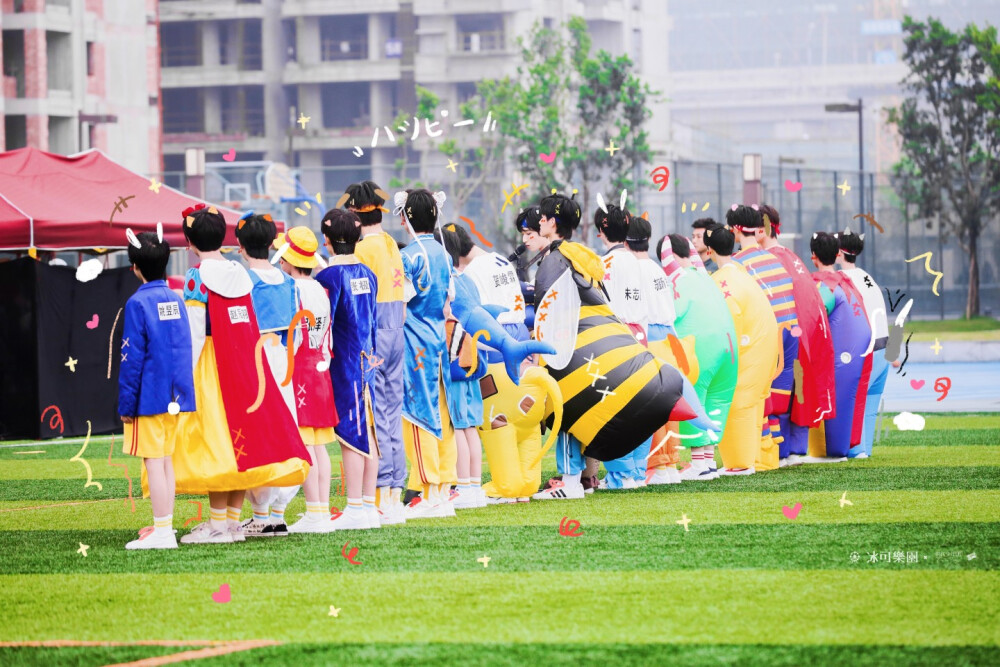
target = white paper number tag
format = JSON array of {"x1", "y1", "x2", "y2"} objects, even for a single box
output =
[
  {"x1": 157, "y1": 302, "x2": 181, "y2": 321},
  {"x1": 350, "y1": 277, "x2": 372, "y2": 295},
  {"x1": 228, "y1": 305, "x2": 250, "y2": 324}
]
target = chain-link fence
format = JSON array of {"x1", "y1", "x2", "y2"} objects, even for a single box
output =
[{"x1": 160, "y1": 159, "x2": 998, "y2": 320}]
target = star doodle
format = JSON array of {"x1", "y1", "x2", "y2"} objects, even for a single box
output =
[
  {"x1": 148, "y1": 178, "x2": 162, "y2": 194},
  {"x1": 477, "y1": 554, "x2": 492, "y2": 568},
  {"x1": 328, "y1": 605, "x2": 341, "y2": 617},
  {"x1": 837, "y1": 179, "x2": 852, "y2": 196},
  {"x1": 297, "y1": 112, "x2": 311, "y2": 129},
  {"x1": 604, "y1": 139, "x2": 621, "y2": 157},
  {"x1": 446, "y1": 158, "x2": 459, "y2": 173},
  {"x1": 676, "y1": 514, "x2": 692, "y2": 532},
  {"x1": 500, "y1": 182, "x2": 529, "y2": 213},
  {"x1": 931, "y1": 338, "x2": 942, "y2": 355},
  {"x1": 839, "y1": 491, "x2": 853, "y2": 508},
  {"x1": 77, "y1": 543, "x2": 90, "y2": 557},
  {"x1": 65, "y1": 356, "x2": 78, "y2": 372}
]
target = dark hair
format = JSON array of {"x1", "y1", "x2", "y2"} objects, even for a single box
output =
[
  {"x1": 759, "y1": 204, "x2": 780, "y2": 238},
  {"x1": 342, "y1": 181, "x2": 386, "y2": 226},
  {"x1": 182, "y1": 206, "x2": 227, "y2": 252},
  {"x1": 594, "y1": 201, "x2": 631, "y2": 243},
  {"x1": 704, "y1": 223, "x2": 735, "y2": 256},
  {"x1": 539, "y1": 192, "x2": 581, "y2": 240},
  {"x1": 321, "y1": 208, "x2": 362, "y2": 256},
  {"x1": 625, "y1": 216, "x2": 651, "y2": 253},
  {"x1": 811, "y1": 231, "x2": 839, "y2": 266},
  {"x1": 235, "y1": 213, "x2": 277, "y2": 259},
  {"x1": 434, "y1": 222, "x2": 474, "y2": 267},
  {"x1": 129, "y1": 232, "x2": 170, "y2": 281},
  {"x1": 692, "y1": 218, "x2": 716, "y2": 230},
  {"x1": 667, "y1": 233, "x2": 691, "y2": 258},
  {"x1": 403, "y1": 189, "x2": 439, "y2": 234},
  {"x1": 838, "y1": 228, "x2": 864, "y2": 260},
  {"x1": 725, "y1": 205, "x2": 763, "y2": 232},
  {"x1": 515, "y1": 206, "x2": 541, "y2": 234}
]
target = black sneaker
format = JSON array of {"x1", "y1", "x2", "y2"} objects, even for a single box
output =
[{"x1": 262, "y1": 522, "x2": 289, "y2": 537}]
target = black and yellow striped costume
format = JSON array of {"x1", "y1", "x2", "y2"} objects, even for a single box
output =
[{"x1": 535, "y1": 240, "x2": 687, "y2": 461}]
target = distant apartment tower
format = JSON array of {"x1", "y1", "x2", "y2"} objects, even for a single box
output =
[
  {"x1": 0, "y1": 0, "x2": 161, "y2": 173},
  {"x1": 158, "y1": 0, "x2": 669, "y2": 190}
]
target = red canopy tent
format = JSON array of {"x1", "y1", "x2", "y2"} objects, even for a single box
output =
[{"x1": 0, "y1": 147, "x2": 280, "y2": 251}]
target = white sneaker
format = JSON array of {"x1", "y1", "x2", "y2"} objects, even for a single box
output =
[
  {"x1": 798, "y1": 456, "x2": 848, "y2": 464},
  {"x1": 779, "y1": 458, "x2": 789, "y2": 468},
  {"x1": 517, "y1": 496, "x2": 530, "y2": 503},
  {"x1": 240, "y1": 518, "x2": 272, "y2": 538},
  {"x1": 328, "y1": 509, "x2": 371, "y2": 531},
  {"x1": 786, "y1": 454, "x2": 803, "y2": 466},
  {"x1": 531, "y1": 480, "x2": 585, "y2": 500},
  {"x1": 679, "y1": 464, "x2": 715, "y2": 482},
  {"x1": 719, "y1": 466, "x2": 756, "y2": 476},
  {"x1": 622, "y1": 477, "x2": 639, "y2": 489},
  {"x1": 404, "y1": 496, "x2": 449, "y2": 519},
  {"x1": 228, "y1": 522, "x2": 246, "y2": 542},
  {"x1": 452, "y1": 488, "x2": 479, "y2": 509},
  {"x1": 287, "y1": 515, "x2": 332, "y2": 534},
  {"x1": 126, "y1": 529, "x2": 178, "y2": 550},
  {"x1": 853, "y1": 452, "x2": 870, "y2": 459},
  {"x1": 440, "y1": 491, "x2": 458, "y2": 517},
  {"x1": 648, "y1": 468, "x2": 681, "y2": 485},
  {"x1": 365, "y1": 506, "x2": 381, "y2": 529},
  {"x1": 476, "y1": 488, "x2": 490, "y2": 507},
  {"x1": 380, "y1": 501, "x2": 407, "y2": 526},
  {"x1": 487, "y1": 495, "x2": 518, "y2": 505},
  {"x1": 179, "y1": 522, "x2": 233, "y2": 544}
]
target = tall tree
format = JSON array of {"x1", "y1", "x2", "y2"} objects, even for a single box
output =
[{"x1": 888, "y1": 17, "x2": 999, "y2": 317}]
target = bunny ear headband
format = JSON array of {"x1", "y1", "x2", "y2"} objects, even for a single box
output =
[
  {"x1": 596, "y1": 193, "x2": 609, "y2": 215},
  {"x1": 156, "y1": 222, "x2": 163, "y2": 243},
  {"x1": 126, "y1": 228, "x2": 142, "y2": 249}
]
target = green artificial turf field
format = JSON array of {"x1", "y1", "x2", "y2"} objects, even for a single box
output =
[{"x1": 1, "y1": 413, "x2": 998, "y2": 666}]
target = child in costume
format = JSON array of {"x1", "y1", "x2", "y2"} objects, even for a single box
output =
[
  {"x1": 705, "y1": 223, "x2": 781, "y2": 475},
  {"x1": 531, "y1": 194, "x2": 705, "y2": 500},
  {"x1": 175, "y1": 205, "x2": 310, "y2": 544},
  {"x1": 339, "y1": 181, "x2": 408, "y2": 525},
  {"x1": 272, "y1": 226, "x2": 340, "y2": 533},
  {"x1": 807, "y1": 232, "x2": 873, "y2": 461},
  {"x1": 758, "y1": 205, "x2": 836, "y2": 465},
  {"x1": 396, "y1": 189, "x2": 459, "y2": 519},
  {"x1": 838, "y1": 228, "x2": 888, "y2": 458},
  {"x1": 690, "y1": 218, "x2": 718, "y2": 274},
  {"x1": 657, "y1": 233, "x2": 736, "y2": 481},
  {"x1": 594, "y1": 193, "x2": 651, "y2": 489},
  {"x1": 435, "y1": 223, "x2": 489, "y2": 509},
  {"x1": 316, "y1": 209, "x2": 382, "y2": 530},
  {"x1": 729, "y1": 205, "x2": 799, "y2": 471},
  {"x1": 119, "y1": 225, "x2": 194, "y2": 549},
  {"x1": 236, "y1": 213, "x2": 301, "y2": 538}
]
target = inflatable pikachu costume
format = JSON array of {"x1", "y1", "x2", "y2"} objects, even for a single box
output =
[{"x1": 532, "y1": 193, "x2": 713, "y2": 463}]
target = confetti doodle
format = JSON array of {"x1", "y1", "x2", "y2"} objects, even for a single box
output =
[
  {"x1": 248, "y1": 333, "x2": 281, "y2": 413},
  {"x1": 69, "y1": 421, "x2": 103, "y2": 492},
  {"x1": 904, "y1": 252, "x2": 944, "y2": 296},
  {"x1": 477, "y1": 554, "x2": 492, "y2": 568},
  {"x1": 107, "y1": 434, "x2": 135, "y2": 513},
  {"x1": 108, "y1": 195, "x2": 135, "y2": 226},
  {"x1": 933, "y1": 376, "x2": 952, "y2": 402},
  {"x1": 341, "y1": 541, "x2": 362, "y2": 565},
  {"x1": 77, "y1": 543, "x2": 90, "y2": 557},
  {"x1": 676, "y1": 514, "x2": 692, "y2": 532},
  {"x1": 296, "y1": 112, "x2": 311, "y2": 129},
  {"x1": 650, "y1": 166, "x2": 670, "y2": 191},
  {"x1": 328, "y1": 606, "x2": 341, "y2": 617},
  {"x1": 500, "y1": 183, "x2": 528, "y2": 213},
  {"x1": 782, "y1": 503, "x2": 803, "y2": 520},
  {"x1": 839, "y1": 491, "x2": 853, "y2": 508},
  {"x1": 40, "y1": 405, "x2": 65, "y2": 435},
  {"x1": 784, "y1": 179, "x2": 803, "y2": 193},
  {"x1": 459, "y1": 216, "x2": 492, "y2": 248},
  {"x1": 211, "y1": 584, "x2": 231, "y2": 603},
  {"x1": 106, "y1": 306, "x2": 123, "y2": 379},
  {"x1": 853, "y1": 212, "x2": 884, "y2": 234},
  {"x1": 931, "y1": 338, "x2": 943, "y2": 355},
  {"x1": 558, "y1": 516, "x2": 584, "y2": 537},
  {"x1": 837, "y1": 180, "x2": 851, "y2": 196},
  {"x1": 183, "y1": 500, "x2": 203, "y2": 527},
  {"x1": 446, "y1": 158, "x2": 459, "y2": 173},
  {"x1": 604, "y1": 140, "x2": 620, "y2": 157},
  {"x1": 681, "y1": 202, "x2": 710, "y2": 213},
  {"x1": 282, "y1": 309, "x2": 316, "y2": 386},
  {"x1": 64, "y1": 356, "x2": 78, "y2": 373}
]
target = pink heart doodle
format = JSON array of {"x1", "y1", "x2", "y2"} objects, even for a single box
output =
[
  {"x1": 784, "y1": 180, "x2": 803, "y2": 193},
  {"x1": 782, "y1": 503, "x2": 802, "y2": 520},
  {"x1": 538, "y1": 151, "x2": 556, "y2": 164},
  {"x1": 910, "y1": 379, "x2": 925, "y2": 390},
  {"x1": 211, "y1": 583, "x2": 231, "y2": 603},
  {"x1": 86, "y1": 314, "x2": 99, "y2": 329}
]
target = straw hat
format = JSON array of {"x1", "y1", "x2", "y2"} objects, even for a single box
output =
[{"x1": 273, "y1": 226, "x2": 320, "y2": 269}]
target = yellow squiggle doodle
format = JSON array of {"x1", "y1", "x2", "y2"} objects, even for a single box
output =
[
  {"x1": 905, "y1": 252, "x2": 944, "y2": 296},
  {"x1": 69, "y1": 420, "x2": 103, "y2": 491}
]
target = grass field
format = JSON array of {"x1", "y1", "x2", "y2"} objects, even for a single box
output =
[
  {"x1": 1, "y1": 413, "x2": 998, "y2": 666},
  {"x1": 909, "y1": 316, "x2": 1000, "y2": 341}
]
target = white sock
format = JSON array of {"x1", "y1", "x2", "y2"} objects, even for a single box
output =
[
  {"x1": 362, "y1": 495, "x2": 376, "y2": 511},
  {"x1": 471, "y1": 478, "x2": 481, "y2": 489},
  {"x1": 457, "y1": 477, "x2": 470, "y2": 490},
  {"x1": 345, "y1": 497, "x2": 364, "y2": 514},
  {"x1": 209, "y1": 507, "x2": 227, "y2": 532},
  {"x1": 153, "y1": 514, "x2": 172, "y2": 534},
  {"x1": 305, "y1": 501, "x2": 325, "y2": 519},
  {"x1": 269, "y1": 507, "x2": 286, "y2": 524}
]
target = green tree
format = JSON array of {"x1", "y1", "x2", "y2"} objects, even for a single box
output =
[{"x1": 888, "y1": 16, "x2": 1000, "y2": 317}]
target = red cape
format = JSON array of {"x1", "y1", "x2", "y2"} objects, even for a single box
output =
[{"x1": 768, "y1": 246, "x2": 836, "y2": 425}]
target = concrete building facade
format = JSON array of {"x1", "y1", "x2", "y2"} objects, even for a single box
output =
[{"x1": 0, "y1": 0, "x2": 162, "y2": 174}]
